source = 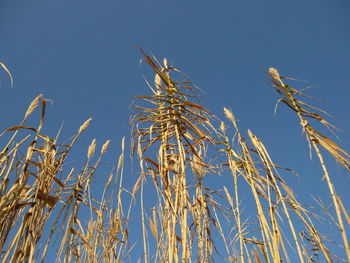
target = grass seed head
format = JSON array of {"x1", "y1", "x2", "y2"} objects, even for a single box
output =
[
  {"x1": 88, "y1": 138, "x2": 96, "y2": 159},
  {"x1": 79, "y1": 118, "x2": 92, "y2": 133},
  {"x1": 101, "y1": 139, "x2": 111, "y2": 154},
  {"x1": 224, "y1": 107, "x2": 235, "y2": 123},
  {"x1": 155, "y1": 73, "x2": 162, "y2": 95},
  {"x1": 25, "y1": 94, "x2": 43, "y2": 119},
  {"x1": 269, "y1": 67, "x2": 284, "y2": 86}
]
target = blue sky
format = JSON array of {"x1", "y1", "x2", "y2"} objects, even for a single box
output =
[{"x1": 1, "y1": 0, "x2": 350, "y2": 261}]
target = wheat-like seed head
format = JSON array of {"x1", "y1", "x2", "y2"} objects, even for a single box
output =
[
  {"x1": 87, "y1": 138, "x2": 96, "y2": 159},
  {"x1": 269, "y1": 67, "x2": 284, "y2": 86},
  {"x1": 101, "y1": 140, "x2": 110, "y2": 154},
  {"x1": 79, "y1": 118, "x2": 92, "y2": 133}
]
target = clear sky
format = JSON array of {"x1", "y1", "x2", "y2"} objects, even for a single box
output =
[{"x1": 1, "y1": 0, "x2": 350, "y2": 261}]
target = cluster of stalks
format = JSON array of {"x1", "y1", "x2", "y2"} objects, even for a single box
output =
[
  {"x1": 0, "y1": 52, "x2": 349, "y2": 263},
  {"x1": 0, "y1": 94, "x2": 130, "y2": 262}
]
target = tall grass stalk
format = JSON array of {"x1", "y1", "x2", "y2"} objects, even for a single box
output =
[{"x1": 268, "y1": 67, "x2": 350, "y2": 262}]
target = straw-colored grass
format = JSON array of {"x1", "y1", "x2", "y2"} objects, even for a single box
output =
[
  {"x1": 0, "y1": 54, "x2": 349, "y2": 262},
  {"x1": 0, "y1": 91, "x2": 131, "y2": 262}
]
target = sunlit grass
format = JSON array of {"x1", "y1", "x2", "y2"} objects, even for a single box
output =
[{"x1": 0, "y1": 55, "x2": 349, "y2": 262}]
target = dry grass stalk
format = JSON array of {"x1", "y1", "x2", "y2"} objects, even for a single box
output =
[
  {"x1": 0, "y1": 61, "x2": 13, "y2": 88},
  {"x1": 268, "y1": 67, "x2": 350, "y2": 262},
  {"x1": 219, "y1": 107, "x2": 340, "y2": 262},
  {"x1": 131, "y1": 48, "x2": 232, "y2": 262}
]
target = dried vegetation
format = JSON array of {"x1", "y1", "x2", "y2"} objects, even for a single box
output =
[{"x1": 0, "y1": 52, "x2": 349, "y2": 262}]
